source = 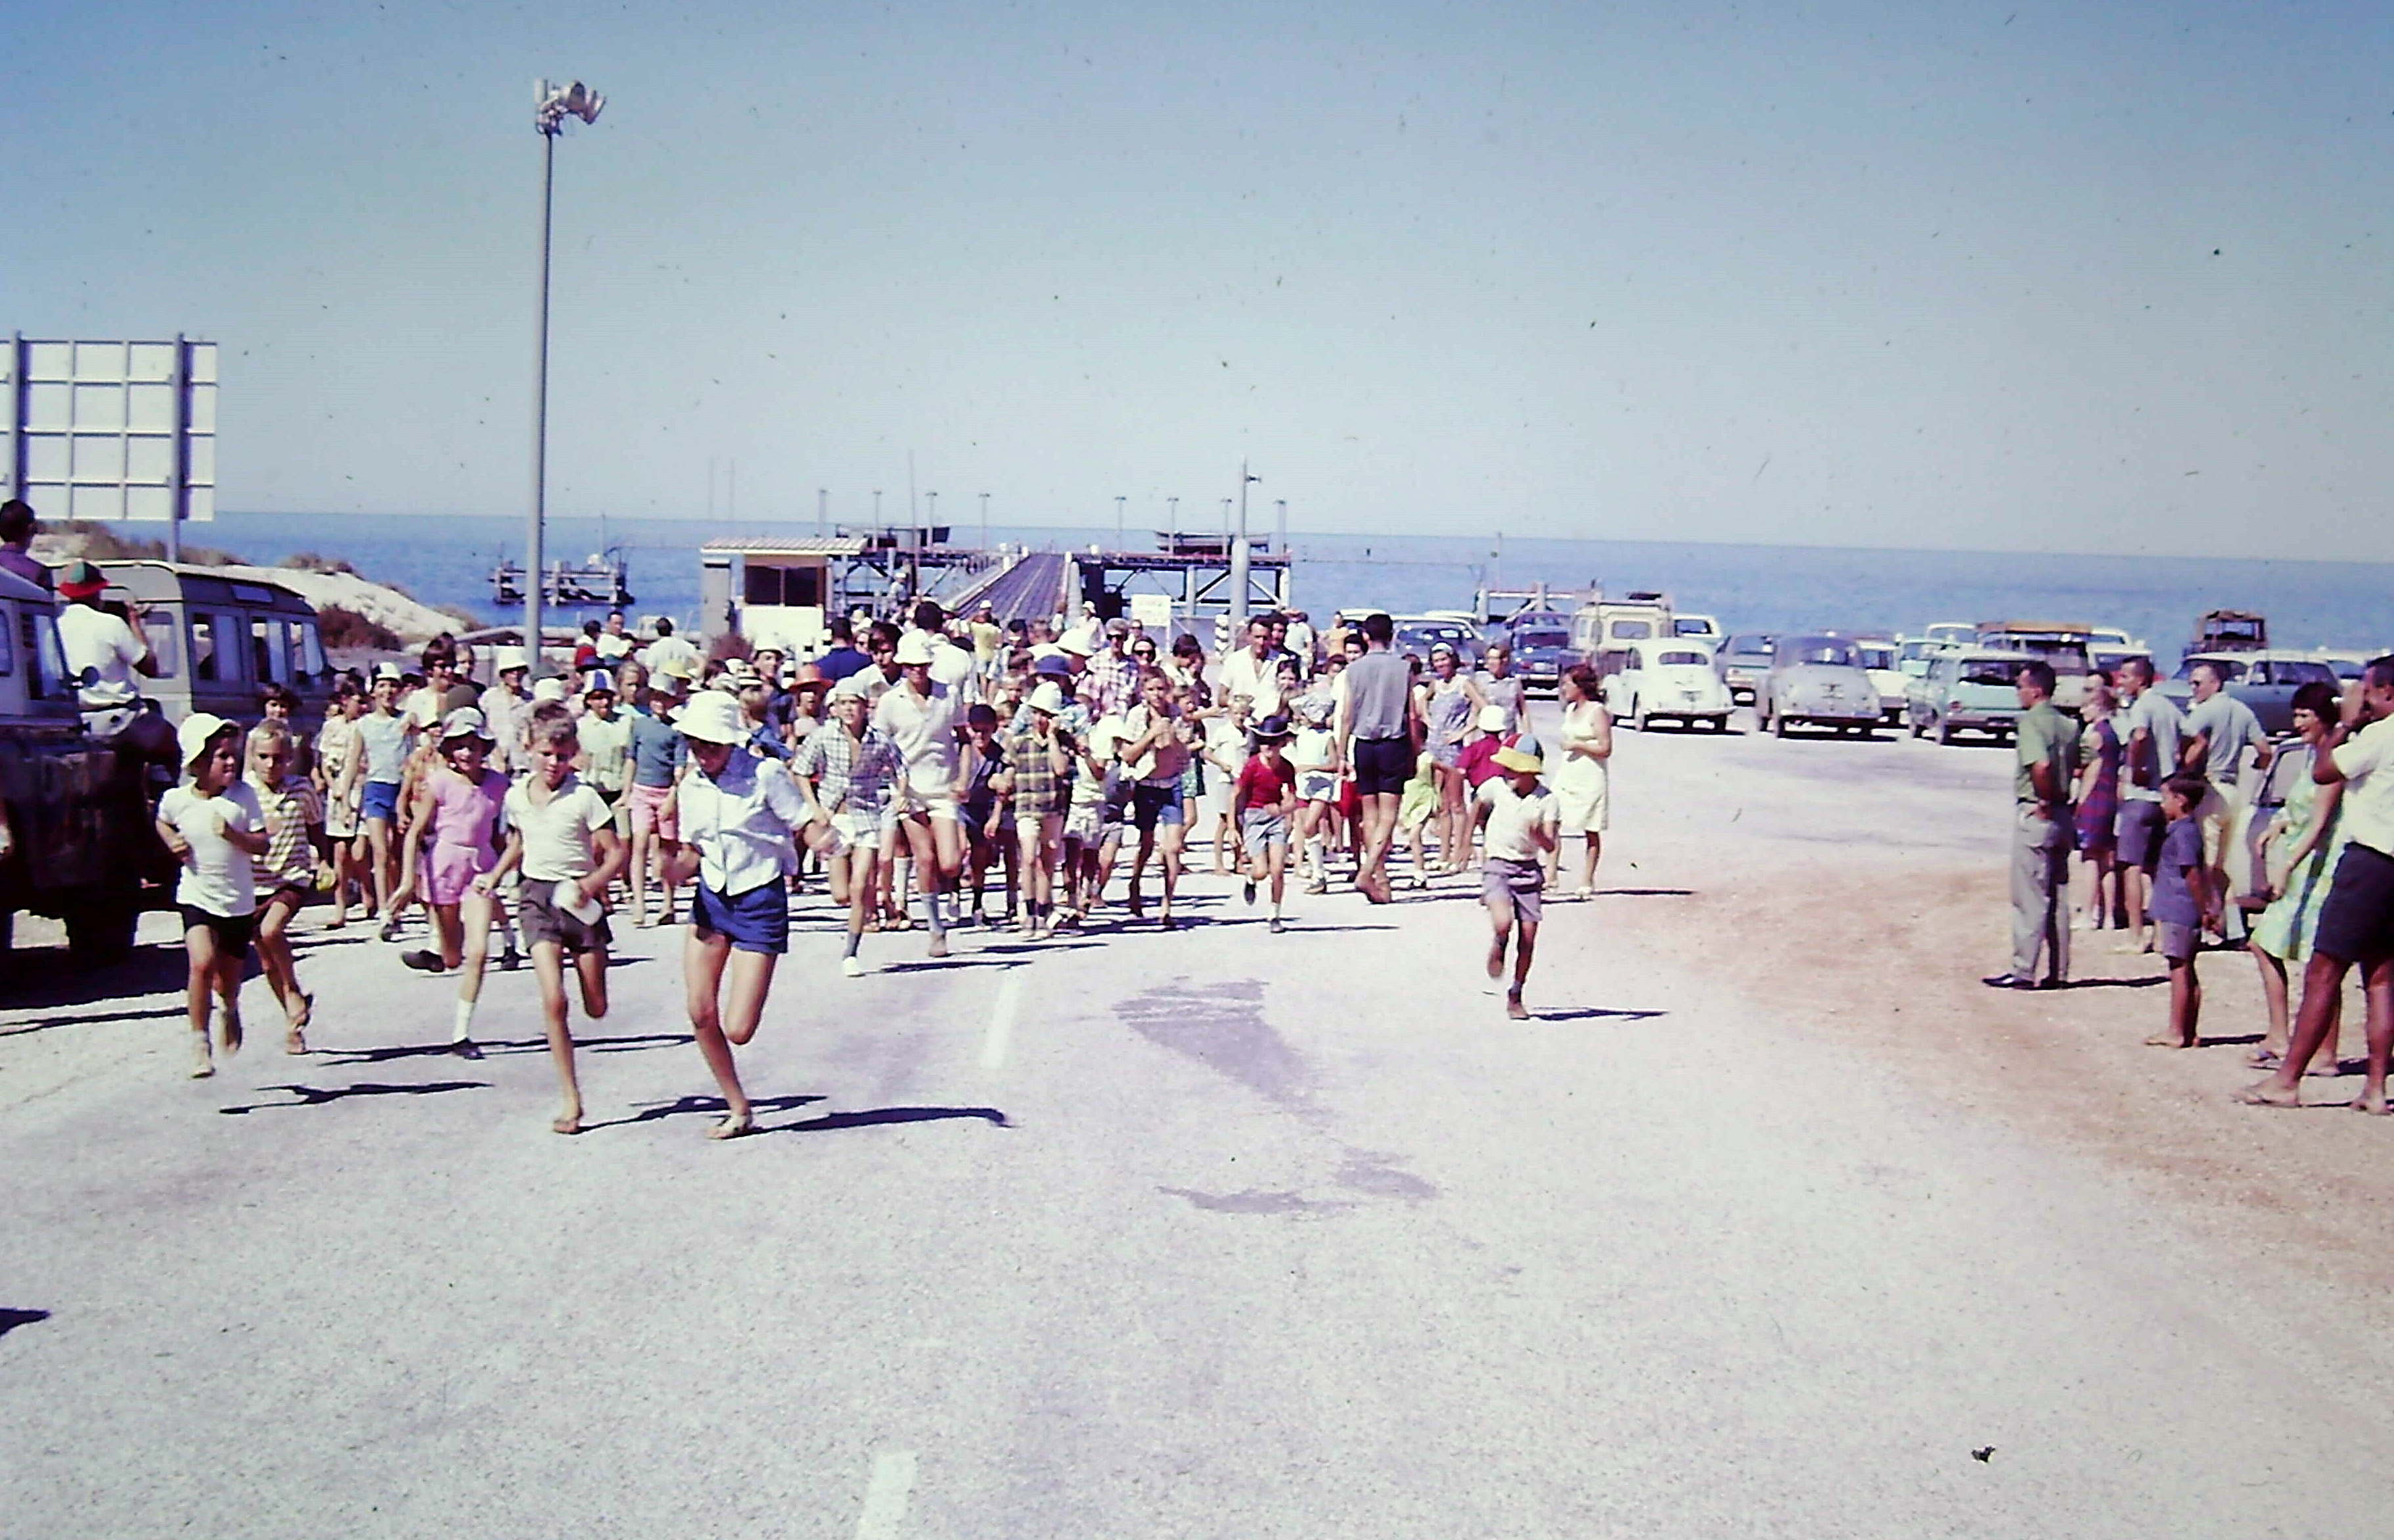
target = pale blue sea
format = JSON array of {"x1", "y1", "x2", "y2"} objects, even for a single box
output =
[{"x1": 133, "y1": 512, "x2": 2394, "y2": 657}]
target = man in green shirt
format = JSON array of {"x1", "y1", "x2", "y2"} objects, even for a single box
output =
[{"x1": 1987, "y1": 659, "x2": 2078, "y2": 989}]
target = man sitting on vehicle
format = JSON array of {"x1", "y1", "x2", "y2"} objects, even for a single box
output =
[{"x1": 53, "y1": 559, "x2": 158, "y2": 736}]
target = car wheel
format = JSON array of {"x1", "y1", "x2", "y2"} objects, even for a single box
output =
[
  {"x1": 1631, "y1": 698, "x2": 1649, "y2": 733},
  {"x1": 1908, "y1": 710, "x2": 1926, "y2": 739},
  {"x1": 1935, "y1": 715, "x2": 1955, "y2": 746},
  {"x1": 1771, "y1": 706, "x2": 1790, "y2": 739},
  {"x1": 1858, "y1": 723, "x2": 1876, "y2": 741}
]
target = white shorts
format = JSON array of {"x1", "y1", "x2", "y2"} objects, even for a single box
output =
[
  {"x1": 1297, "y1": 769, "x2": 1339, "y2": 805},
  {"x1": 887, "y1": 789, "x2": 962, "y2": 827}
]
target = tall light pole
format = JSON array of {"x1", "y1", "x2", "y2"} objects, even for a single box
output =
[
  {"x1": 979, "y1": 491, "x2": 990, "y2": 551},
  {"x1": 872, "y1": 489, "x2": 882, "y2": 524},
  {"x1": 1230, "y1": 460, "x2": 1260, "y2": 631},
  {"x1": 926, "y1": 489, "x2": 937, "y2": 531},
  {"x1": 817, "y1": 487, "x2": 827, "y2": 537},
  {"x1": 1114, "y1": 495, "x2": 1126, "y2": 549},
  {"x1": 1167, "y1": 495, "x2": 1179, "y2": 543},
  {"x1": 526, "y1": 78, "x2": 603, "y2": 681}
]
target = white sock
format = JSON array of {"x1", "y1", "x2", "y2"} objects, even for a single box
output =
[{"x1": 453, "y1": 999, "x2": 478, "y2": 1042}]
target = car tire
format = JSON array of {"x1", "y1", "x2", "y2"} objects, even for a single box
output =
[
  {"x1": 1858, "y1": 723, "x2": 1876, "y2": 741},
  {"x1": 1771, "y1": 707, "x2": 1790, "y2": 739},
  {"x1": 1935, "y1": 716, "x2": 1955, "y2": 746},
  {"x1": 1631, "y1": 698, "x2": 1649, "y2": 733}
]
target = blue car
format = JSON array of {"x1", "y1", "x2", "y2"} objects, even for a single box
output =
[{"x1": 1504, "y1": 612, "x2": 1575, "y2": 696}]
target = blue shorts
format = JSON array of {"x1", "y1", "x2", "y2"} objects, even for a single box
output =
[
  {"x1": 2117, "y1": 800, "x2": 2167, "y2": 871},
  {"x1": 361, "y1": 781, "x2": 403, "y2": 825},
  {"x1": 692, "y1": 880, "x2": 791, "y2": 955},
  {"x1": 1132, "y1": 782, "x2": 1185, "y2": 832}
]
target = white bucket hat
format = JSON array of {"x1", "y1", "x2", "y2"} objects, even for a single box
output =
[
  {"x1": 1026, "y1": 681, "x2": 1068, "y2": 715},
  {"x1": 494, "y1": 646, "x2": 530, "y2": 674},
  {"x1": 177, "y1": 712, "x2": 237, "y2": 772},
  {"x1": 895, "y1": 633, "x2": 936, "y2": 667},
  {"x1": 531, "y1": 677, "x2": 568, "y2": 704},
  {"x1": 1477, "y1": 704, "x2": 1510, "y2": 732},
  {"x1": 676, "y1": 689, "x2": 748, "y2": 745},
  {"x1": 830, "y1": 673, "x2": 876, "y2": 703},
  {"x1": 440, "y1": 706, "x2": 494, "y2": 743}
]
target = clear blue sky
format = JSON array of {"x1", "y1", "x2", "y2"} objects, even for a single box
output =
[{"x1": 5, "y1": 1, "x2": 2387, "y2": 557}]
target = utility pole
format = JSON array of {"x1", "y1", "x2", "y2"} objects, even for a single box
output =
[
  {"x1": 817, "y1": 487, "x2": 827, "y2": 537},
  {"x1": 1114, "y1": 495, "x2": 1125, "y2": 549},
  {"x1": 1230, "y1": 459, "x2": 1259, "y2": 631},
  {"x1": 979, "y1": 491, "x2": 990, "y2": 552}
]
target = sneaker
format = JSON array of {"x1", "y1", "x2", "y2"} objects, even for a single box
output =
[
  {"x1": 401, "y1": 949, "x2": 445, "y2": 973},
  {"x1": 1269, "y1": 917, "x2": 1286, "y2": 934},
  {"x1": 451, "y1": 1038, "x2": 484, "y2": 1060},
  {"x1": 841, "y1": 955, "x2": 866, "y2": 978},
  {"x1": 1505, "y1": 992, "x2": 1531, "y2": 1021},
  {"x1": 928, "y1": 932, "x2": 950, "y2": 960},
  {"x1": 378, "y1": 917, "x2": 401, "y2": 943},
  {"x1": 1244, "y1": 879, "x2": 1257, "y2": 907},
  {"x1": 500, "y1": 945, "x2": 523, "y2": 972}
]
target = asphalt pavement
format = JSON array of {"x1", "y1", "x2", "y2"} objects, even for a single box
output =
[{"x1": 5, "y1": 706, "x2": 2389, "y2": 1537}]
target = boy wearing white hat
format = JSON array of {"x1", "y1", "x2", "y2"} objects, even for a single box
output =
[
  {"x1": 999, "y1": 681, "x2": 1072, "y2": 936},
  {"x1": 660, "y1": 691, "x2": 819, "y2": 1139},
  {"x1": 1473, "y1": 738, "x2": 1560, "y2": 1020},
  {"x1": 156, "y1": 714, "x2": 269, "y2": 1077}
]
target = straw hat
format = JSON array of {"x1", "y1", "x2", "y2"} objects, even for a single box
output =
[
  {"x1": 676, "y1": 690, "x2": 748, "y2": 745},
  {"x1": 1493, "y1": 737, "x2": 1544, "y2": 775}
]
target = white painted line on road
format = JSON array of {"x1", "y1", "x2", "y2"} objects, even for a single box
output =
[
  {"x1": 981, "y1": 973, "x2": 1021, "y2": 1070},
  {"x1": 855, "y1": 1449, "x2": 918, "y2": 1539}
]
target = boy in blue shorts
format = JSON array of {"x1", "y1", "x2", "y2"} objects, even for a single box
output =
[{"x1": 2146, "y1": 773, "x2": 2214, "y2": 1049}]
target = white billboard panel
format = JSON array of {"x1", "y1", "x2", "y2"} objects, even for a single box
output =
[{"x1": 3, "y1": 334, "x2": 217, "y2": 523}]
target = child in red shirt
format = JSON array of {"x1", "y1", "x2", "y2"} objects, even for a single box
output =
[
  {"x1": 1234, "y1": 715, "x2": 1300, "y2": 932},
  {"x1": 1460, "y1": 704, "x2": 1518, "y2": 789}
]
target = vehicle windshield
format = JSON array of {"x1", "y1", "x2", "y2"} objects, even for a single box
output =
[
  {"x1": 1611, "y1": 620, "x2": 1654, "y2": 641},
  {"x1": 2325, "y1": 657, "x2": 2366, "y2": 681},
  {"x1": 1899, "y1": 641, "x2": 1936, "y2": 664},
  {"x1": 1727, "y1": 635, "x2": 1775, "y2": 659},
  {"x1": 1672, "y1": 618, "x2": 1713, "y2": 636},
  {"x1": 1780, "y1": 637, "x2": 1859, "y2": 668},
  {"x1": 1656, "y1": 650, "x2": 1709, "y2": 668},
  {"x1": 1959, "y1": 656, "x2": 2024, "y2": 688},
  {"x1": 1513, "y1": 629, "x2": 1569, "y2": 649},
  {"x1": 2274, "y1": 660, "x2": 2338, "y2": 686},
  {"x1": 2092, "y1": 650, "x2": 2150, "y2": 676},
  {"x1": 2172, "y1": 657, "x2": 2248, "y2": 683},
  {"x1": 1857, "y1": 645, "x2": 1895, "y2": 670},
  {"x1": 1399, "y1": 623, "x2": 1470, "y2": 650},
  {"x1": 1985, "y1": 637, "x2": 2090, "y2": 673}
]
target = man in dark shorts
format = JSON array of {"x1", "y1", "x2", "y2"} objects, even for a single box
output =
[
  {"x1": 1335, "y1": 612, "x2": 1422, "y2": 904},
  {"x1": 2241, "y1": 658, "x2": 2394, "y2": 1112},
  {"x1": 2114, "y1": 656, "x2": 2183, "y2": 952}
]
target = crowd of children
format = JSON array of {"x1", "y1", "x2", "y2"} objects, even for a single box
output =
[{"x1": 149, "y1": 604, "x2": 1606, "y2": 1137}]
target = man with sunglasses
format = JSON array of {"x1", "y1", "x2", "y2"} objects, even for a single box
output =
[{"x1": 1082, "y1": 618, "x2": 1142, "y2": 721}]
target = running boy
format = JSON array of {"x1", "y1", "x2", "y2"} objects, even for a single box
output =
[
  {"x1": 2146, "y1": 773, "x2": 2214, "y2": 1049},
  {"x1": 487, "y1": 715, "x2": 629, "y2": 1134},
  {"x1": 245, "y1": 721, "x2": 323, "y2": 1053},
  {"x1": 1234, "y1": 713, "x2": 1299, "y2": 932},
  {"x1": 1473, "y1": 738, "x2": 1560, "y2": 1020},
  {"x1": 156, "y1": 715, "x2": 268, "y2": 1077}
]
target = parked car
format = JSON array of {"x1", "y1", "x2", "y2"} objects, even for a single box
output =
[
  {"x1": 1972, "y1": 622, "x2": 2094, "y2": 713},
  {"x1": 2158, "y1": 650, "x2": 2341, "y2": 735},
  {"x1": 1757, "y1": 635, "x2": 1882, "y2": 738},
  {"x1": 1602, "y1": 639, "x2": 1732, "y2": 732},
  {"x1": 2188, "y1": 609, "x2": 2267, "y2": 658},
  {"x1": 1920, "y1": 621, "x2": 1975, "y2": 650},
  {"x1": 1504, "y1": 613, "x2": 1575, "y2": 696},
  {"x1": 1715, "y1": 633, "x2": 1776, "y2": 705},
  {"x1": 2315, "y1": 650, "x2": 2379, "y2": 683},
  {"x1": 1393, "y1": 615, "x2": 1482, "y2": 668},
  {"x1": 1908, "y1": 648, "x2": 2033, "y2": 744},
  {"x1": 1853, "y1": 639, "x2": 1908, "y2": 722}
]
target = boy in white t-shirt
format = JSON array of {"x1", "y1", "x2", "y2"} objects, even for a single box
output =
[
  {"x1": 155, "y1": 714, "x2": 269, "y2": 1078},
  {"x1": 1473, "y1": 738, "x2": 1561, "y2": 1020},
  {"x1": 1289, "y1": 700, "x2": 1340, "y2": 893},
  {"x1": 487, "y1": 715, "x2": 629, "y2": 1134}
]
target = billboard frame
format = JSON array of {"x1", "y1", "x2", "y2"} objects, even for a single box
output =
[{"x1": 3, "y1": 333, "x2": 217, "y2": 560}]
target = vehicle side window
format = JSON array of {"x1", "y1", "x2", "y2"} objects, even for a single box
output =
[
  {"x1": 290, "y1": 620, "x2": 328, "y2": 686},
  {"x1": 0, "y1": 606, "x2": 14, "y2": 677},
  {"x1": 191, "y1": 612, "x2": 229, "y2": 683},
  {"x1": 251, "y1": 616, "x2": 282, "y2": 684},
  {"x1": 147, "y1": 615, "x2": 180, "y2": 677}
]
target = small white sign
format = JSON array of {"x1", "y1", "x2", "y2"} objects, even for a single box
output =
[{"x1": 1129, "y1": 593, "x2": 1174, "y2": 628}]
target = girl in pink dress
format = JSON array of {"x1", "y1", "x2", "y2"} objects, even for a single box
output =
[{"x1": 401, "y1": 708, "x2": 510, "y2": 1058}]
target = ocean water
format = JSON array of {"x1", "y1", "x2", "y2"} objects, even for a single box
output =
[{"x1": 125, "y1": 512, "x2": 2394, "y2": 656}]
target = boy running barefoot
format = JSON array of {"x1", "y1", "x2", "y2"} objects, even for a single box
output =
[
  {"x1": 487, "y1": 717, "x2": 629, "y2": 1134},
  {"x1": 2146, "y1": 774, "x2": 2214, "y2": 1049},
  {"x1": 244, "y1": 722, "x2": 323, "y2": 1053},
  {"x1": 1473, "y1": 738, "x2": 1560, "y2": 1020},
  {"x1": 1234, "y1": 714, "x2": 1299, "y2": 932}
]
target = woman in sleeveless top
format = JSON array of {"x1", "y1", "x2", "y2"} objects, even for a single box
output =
[
  {"x1": 1419, "y1": 644, "x2": 1484, "y2": 873},
  {"x1": 2073, "y1": 681, "x2": 2125, "y2": 930},
  {"x1": 2248, "y1": 683, "x2": 2349, "y2": 1072},
  {"x1": 1552, "y1": 664, "x2": 1614, "y2": 897}
]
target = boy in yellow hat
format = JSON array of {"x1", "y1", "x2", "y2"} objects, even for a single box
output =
[{"x1": 1473, "y1": 737, "x2": 1560, "y2": 1020}]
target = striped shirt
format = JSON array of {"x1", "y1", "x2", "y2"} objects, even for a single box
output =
[
  {"x1": 1005, "y1": 727, "x2": 1068, "y2": 817},
  {"x1": 1081, "y1": 650, "x2": 1141, "y2": 719},
  {"x1": 249, "y1": 774, "x2": 323, "y2": 890}
]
